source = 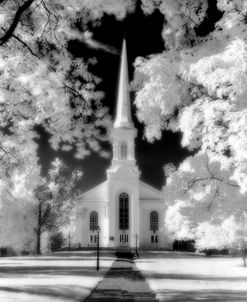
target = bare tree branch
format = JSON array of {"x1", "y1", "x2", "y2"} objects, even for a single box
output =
[
  {"x1": 2, "y1": 27, "x2": 39, "y2": 57},
  {"x1": 0, "y1": 0, "x2": 36, "y2": 45},
  {"x1": 207, "y1": 185, "x2": 219, "y2": 212},
  {"x1": 0, "y1": 144, "x2": 19, "y2": 160},
  {"x1": 63, "y1": 84, "x2": 91, "y2": 110},
  {"x1": 178, "y1": 8, "x2": 200, "y2": 27},
  {"x1": 185, "y1": 159, "x2": 239, "y2": 193},
  {"x1": 215, "y1": 120, "x2": 229, "y2": 129}
]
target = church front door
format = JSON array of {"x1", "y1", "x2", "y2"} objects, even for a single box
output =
[
  {"x1": 119, "y1": 193, "x2": 129, "y2": 247},
  {"x1": 119, "y1": 231, "x2": 129, "y2": 246}
]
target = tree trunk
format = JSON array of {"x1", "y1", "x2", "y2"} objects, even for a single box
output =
[
  {"x1": 36, "y1": 228, "x2": 41, "y2": 255},
  {"x1": 36, "y1": 202, "x2": 42, "y2": 255}
]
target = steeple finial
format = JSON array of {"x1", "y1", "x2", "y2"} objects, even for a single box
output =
[{"x1": 114, "y1": 39, "x2": 134, "y2": 128}]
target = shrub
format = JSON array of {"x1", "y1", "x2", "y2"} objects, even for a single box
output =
[
  {"x1": 49, "y1": 232, "x2": 65, "y2": 252},
  {"x1": 173, "y1": 240, "x2": 196, "y2": 252},
  {"x1": 203, "y1": 248, "x2": 229, "y2": 256},
  {"x1": 21, "y1": 250, "x2": 30, "y2": 256},
  {"x1": 0, "y1": 246, "x2": 16, "y2": 257},
  {"x1": 0, "y1": 247, "x2": 7, "y2": 257}
]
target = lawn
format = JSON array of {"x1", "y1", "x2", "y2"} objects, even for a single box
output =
[
  {"x1": 1, "y1": 250, "x2": 247, "y2": 302},
  {"x1": 136, "y1": 251, "x2": 247, "y2": 302},
  {"x1": 0, "y1": 251, "x2": 115, "y2": 302}
]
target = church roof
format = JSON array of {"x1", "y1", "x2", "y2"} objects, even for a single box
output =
[
  {"x1": 77, "y1": 179, "x2": 163, "y2": 204},
  {"x1": 78, "y1": 181, "x2": 109, "y2": 202},
  {"x1": 114, "y1": 39, "x2": 134, "y2": 129},
  {"x1": 139, "y1": 180, "x2": 163, "y2": 200}
]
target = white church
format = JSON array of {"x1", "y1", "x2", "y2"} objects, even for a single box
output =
[{"x1": 75, "y1": 40, "x2": 172, "y2": 250}]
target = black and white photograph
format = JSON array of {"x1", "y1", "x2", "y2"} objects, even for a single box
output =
[{"x1": 0, "y1": 0, "x2": 247, "y2": 301}]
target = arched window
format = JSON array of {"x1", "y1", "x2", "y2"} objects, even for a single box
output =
[
  {"x1": 90, "y1": 211, "x2": 98, "y2": 231},
  {"x1": 120, "y1": 142, "x2": 128, "y2": 160},
  {"x1": 119, "y1": 193, "x2": 129, "y2": 230},
  {"x1": 150, "y1": 211, "x2": 158, "y2": 232}
]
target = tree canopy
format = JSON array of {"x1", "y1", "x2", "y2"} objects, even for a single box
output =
[
  {"x1": 133, "y1": 0, "x2": 247, "y2": 194},
  {"x1": 0, "y1": 0, "x2": 135, "y2": 252},
  {"x1": 131, "y1": 0, "x2": 247, "y2": 255},
  {"x1": 164, "y1": 154, "x2": 246, "y2": 249}
]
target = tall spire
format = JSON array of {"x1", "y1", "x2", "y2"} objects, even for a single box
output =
[{"x1": 114, "y1": 39, "x2": 134, "y2": 128}]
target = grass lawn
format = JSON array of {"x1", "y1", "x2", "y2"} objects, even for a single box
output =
[
  {"x1": 1, "y1": 250, "x2": 247, "y2": 302},
  {"x1": 136, "y1": 251, "x2": 247, "y2": 302},
  {"x1": 0, "y1": 251, "x2": 115, "y2": 302}
]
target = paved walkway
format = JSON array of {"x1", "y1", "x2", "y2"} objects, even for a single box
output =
[{"x1": 84, "y1": 259, "x2": 158, "y2": 302}]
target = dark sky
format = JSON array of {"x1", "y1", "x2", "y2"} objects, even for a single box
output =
[{"x1": 37, "y1": 2, "x2": 221, "y2": 192}]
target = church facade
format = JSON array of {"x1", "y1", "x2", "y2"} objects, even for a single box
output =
[{"x1": 74, "y1": 40, "x2": 172, "y2": 250}]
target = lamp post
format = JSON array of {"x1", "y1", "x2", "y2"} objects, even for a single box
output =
[
  {"x1": 135, "y1": 234, "x2": 139, "y2": 258},
  {"x1": 96, "y1": 226, "x2": 100, "y2": 271}
]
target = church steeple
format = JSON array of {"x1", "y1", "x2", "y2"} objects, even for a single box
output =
[
  {"x1": 107, "y1": 39, "x2": 139, "y2": 181},
  {"x1": 109, "y1": 39, "x2": 138, "y2": 169},
  {"x1": 114, "y1": 39, "x2": 134, "y2": 129}
]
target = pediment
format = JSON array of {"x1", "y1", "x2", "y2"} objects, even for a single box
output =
[
  {"x1": 139, "y1": 181, "x2": 163, "y2": 200},
  {"x1": 78, "y1": 181, "x2": 109, "y2": 202}
]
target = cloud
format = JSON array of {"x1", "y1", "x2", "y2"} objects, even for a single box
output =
[{"x1": 82, "y1": 31, "x2": 119, "y2": 55}]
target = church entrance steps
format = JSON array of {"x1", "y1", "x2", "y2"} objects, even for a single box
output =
[
  {"x1": 115, "y1": 250, "x2": 135, "y2": 260},
  {"x1": 115, "y1": 246, "x2": 137, "y2": 259},
  {"x1": 84, "y1": 259, "x2": 158, "y2": 302}
]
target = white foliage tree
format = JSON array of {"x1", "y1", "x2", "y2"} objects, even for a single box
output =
[
  {"x1": 164, "y1": 153, "x2": 247, "y2": 265},
  {"x1": 0, "y1": 0, "x2": 138, "y2": 176},
  {"x1": 0, "y1": 157, "x2": 82, "y2": 254},
  {"x1": 132, "y1": 0, "x2": 247, "y2": 262},
  {"x1": 0, "y1": 146, "x2": 40, "y2": 253},
  {"x1": 34, "y1": 158, "x2": 82, "y2": 254},
  {"x1": 0, "y1": 0, "x2": 135, "y2": 252},
  {"x1": 0, "y1": 0, "x2": 127, "y2": 166},
  {"x1": 133, "y1": 0, "x2": 247, "y2": 193}
]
